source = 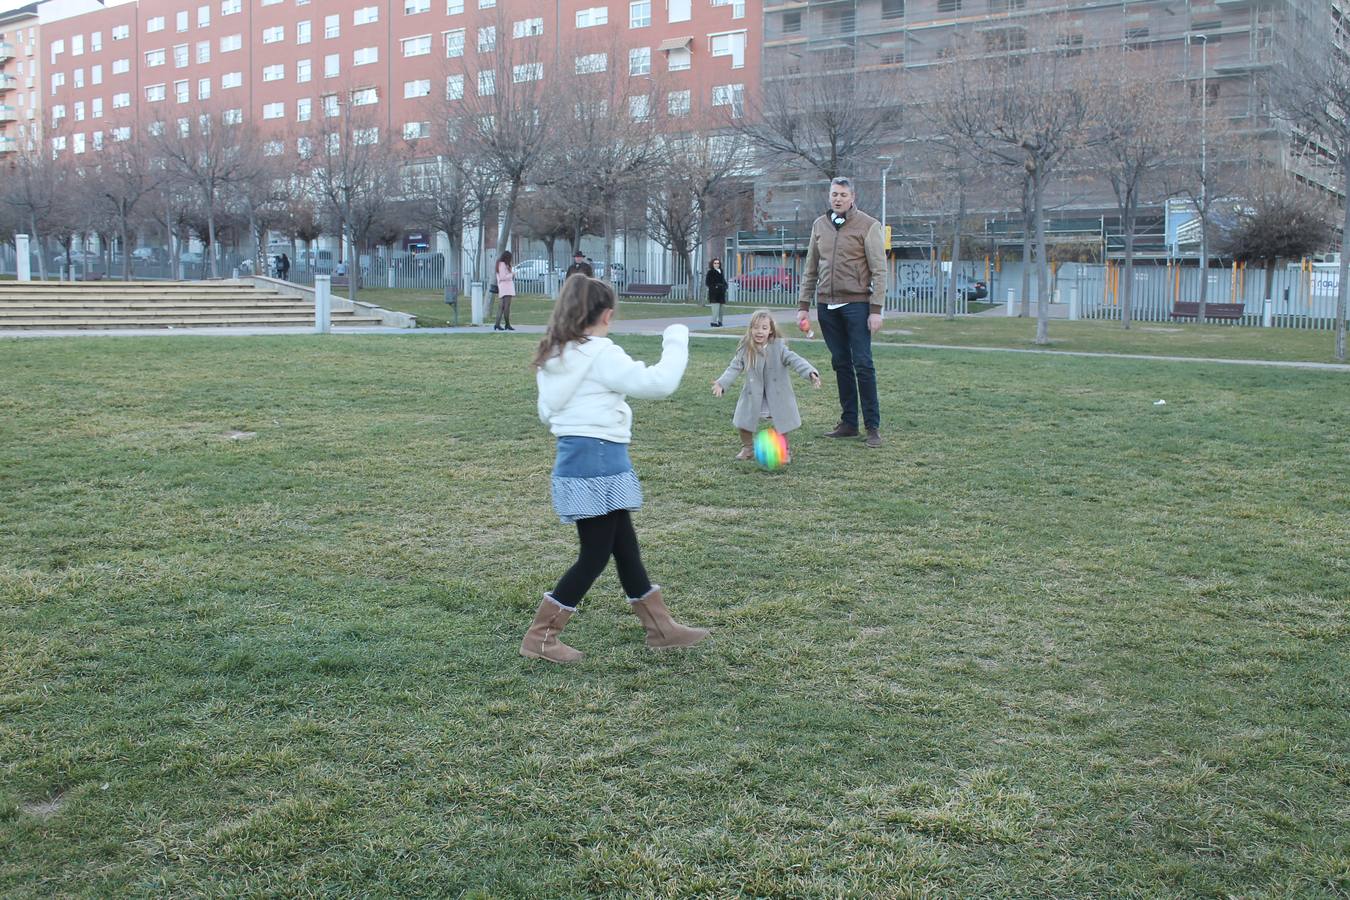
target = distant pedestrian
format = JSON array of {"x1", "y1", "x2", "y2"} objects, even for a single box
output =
[
  {"x1": 797, "y1": 176, "x2": 887, "y2": 447},
  {"x1": 494, "y1": 250, "x2": 515, "y2": 331},
  {"x1": 705, "y1": 258, "x2": 728, "y2": 327},
  {"x1": 712, "y1": 309, "x2": 820, "y2": 462},
  {"x1": 565, "y1": 249, "x2": 593, "y2": 278},
  {"x1": 278, "y1": 252, "x2": 290, "y2": 281}
]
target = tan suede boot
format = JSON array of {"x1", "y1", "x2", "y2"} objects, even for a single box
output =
[
  {"x1": 735, "y1": 428, "x2": 754, "y2": 460},
  {"x1": 519, "y1": 594, "x2": 584, "y2": 663},
  {"x1": 629, "y1": 586, "x2": 710, "y2": 650}
]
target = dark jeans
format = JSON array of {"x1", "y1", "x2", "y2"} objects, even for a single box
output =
[
  {"x1": 818, "y1": 302, "x2": 879, "y2": 430},
  {"x1": 552, "y1": 509, "x2": 652, "y2": 607}
]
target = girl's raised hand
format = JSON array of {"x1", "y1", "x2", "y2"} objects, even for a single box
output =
[{"x1": 711, "y1": 381, "x2": 724, "y2": 397}]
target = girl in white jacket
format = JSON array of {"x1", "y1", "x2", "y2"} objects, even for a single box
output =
[{"x1": 521, "y1": 274, "x2": 710, "y2": 664}]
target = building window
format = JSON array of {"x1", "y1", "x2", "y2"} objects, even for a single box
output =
[
  {"x1": 263, "y1": 64, "x2": 285, "y2": 81},
  {"x1": 174, "y1": 44, "x2": 189, "y2": 67},
  {"x1": 297, "y1": 21, "x2": 312, "y2": 44},
  {"x1": 221, "y1": 0, "x2": 241, "y2": 15},
  {"x1": 629, "y1": 94, "x2": 650, "y2": 120},
  {"x1": 146, "y1": 84, "x2": 167, "y2": 102},
  {"x1": 113, "y1": 58, "x2": 130, "y2": 74},
  {"x1": 576, "y1": 7, "x2": 608, "y2": 28},
  {"x1": 175, "y1": 80, "x2": 189, "y2": 102},
  {"x1": 478, "y1": 26, "x2": 495, "y2": 52},
  {"x1": 477, "y1": 69, "x2": 495, "y2": 95},
  {"x1": 630, "y1": 1, "x2": 650, "y2": 28},
  {"x1": 355, "y1": 6, "x2": 379, "y2": 25},
  {"x1": 447, "y1": 0, "x2": 463, "y2": 12},
  {"x1": 72, "y1": 34, "x2": 84, "y2": 55},
  {"x1": 264, "y1": 141, "x2": 284, "y2": 156},
  {"x1": 783, "y1": 11, "x2": 802, "y2": 33},
  {"x1": 198, "y1": 5, "x2": 210, "y2": 27},
  {"x1": 92, "y1": 65, "x2": 103, "y2": 85},
  {"x1": 709, "y1": 31, "x2": 746, "y2": 68},
  {"x1": 513, "y1": 62, "x2": 543, "y2": 82},
  {"x1": 445, "y1": 28, "x2": 465, "y2": 57},
  {"x1": 513, "y1": 17, "x2": 543, "y2": 38},
  {"x1": 668, "y1": 0, "x2": 690, "y2": 23},
  {"x1": 479, "y1": 0, "x2": 495, "y2": 7},
  {"x1": 220, "y1": 34, "x2": 242, "y2": 52},
  {"x1": 113, "y1": 92, "x2": 130, "y2": 108},
  {"x1": 51, "y1": 72, "x2": 65, "y2": 93},
  {"x1": 354, "y1": 47, "x2": 379, "y2": 66},
  {"x1": 91, "y1": 32, "x2": 103, "y2": 51},
  {"x1": 297, "y1": 98, "x2": 312, "y2": 121},
  {"x1": 113, "y1": 25, "x2": 130, "y2": 40},
  {"x1": 223, "y1": 108, "x2": 242, "y2": 124},
  {"x1": 325, "y1": 15, "x2": 340, "y2": 39},
  {"x1": 405, "y1": 78, "x2": 431, "y2": 98},
  {"x1": 297, "y1": 59, "x2": 311, "y2": 82},
  {"x1": 196, "y1": 41, "x2": 210, "y2": 63},
  {"x1": 406, "y1": 0, "x2": 431, "y2": 12},
  {"x1": 882, "y1": 0, "x2": 905, "y2": 18},
  {"x1": 92, "y1": 97, "x2": 103, "y2": 116},
  {"x1": 937, "y1": 0, "x2": 961, "y2": 12},
  {"x1": 176, "y1": 10, "x2": 189, "y2": 31},
  {"x1": 403, "y1": 121, "x2": 430, "y2": 139},
  {"x1": 263, "y1": 26, "x2": 284, "y2": 44},
  {"x1": 667, "y1": 47, "x2": 691, "y2": 71},
  {"x1": 325, "y1": 54, "x2": 339, "y2": 77},
  {"x1": 354, "y1": 127, "x2": 379, "y2": 144},
  {"x1": 402, "y1": 35, "x2": 432, "y2": 57},
  {"x1": 322, "y1": 94, "x2": 339, "y2": 116},
  {"x1": 147, "y1": 16, "x2": 166, "y2": 33},
  {"x1": 146, "y1": 49, "x2": 166, "y2": 67},
  {"x1": 667, "y1": 89, "x2": 689, "y2": 117},
  {"x1": 629, "y1": 47, "x2": 650, "y2": 75},
  {"x1": 351, "y1": 87, "x2": 378, "y2": 105},
  {"x1": 575, "y1": 52, "x2": 607, "y2": 74},
  {"x1": 263, "y1": 101, "x2": 285, "y2": 119},
  {"x1": 446, "y1": 73, "x2": 464, "y2": 98},
  {"x1": 711, "y1": 83, "x2": 744, "y2": 117},
  {"x1": 198, "y1": 77, "x2": 211, "y2": 99}
]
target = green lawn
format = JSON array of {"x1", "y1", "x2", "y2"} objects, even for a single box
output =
[
  {"x1": 358, "y1": 288, "x2": 739, "y2": 328},
  {"x1": 2, "y1": 334, "x2": 1347, "y2": 896}
]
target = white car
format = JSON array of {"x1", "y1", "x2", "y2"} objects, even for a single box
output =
[{"x1": 512, "y1": 259, "x2": 554, "y2": 279}]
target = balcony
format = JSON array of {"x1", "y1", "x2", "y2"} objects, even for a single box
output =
[
  {"x1": 0, "y1": 42, "x2": 16, "y2": 62},
  {"x1": 0, "y1": 136, "x2": 17, "y2": 154},
  {"x1": 0, "y1": 73, "x2": 16, "y2": 91},
  {"x1": 0, "y1": 104, "x2": 16, "y2": 123}
]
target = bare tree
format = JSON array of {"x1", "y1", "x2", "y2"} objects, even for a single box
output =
[
  {"x1": 1, "y1": 140, "x2": 67, "y2": 279},
  {"x1": 1271, "y1": 7, "x2": 1350, "y2": 359},
  {"x1": 938, "y1": 24, "x2": 1101, "y2": 343},
  {"x1": 92, "y1": 132, "x2": 158, "y2": 280},
  {"x1": 153, "y1": 107, "x2": 264, "y2": 278},
  {"x1": 450, "y1": 15, "x2": 558, "y2": 251},
  {"x1": 301, "y1": 100, "x2": 408, "y2": 301},
  {"x1": 1215, "y1": 167, "x2": 1333, "y2": 301},
  {"x1": 738, "y1": 57, "x2": 894, "y2": 180},
  {"x1": 1087, "y1": 49, "x2": 1190, "y2": 328}
]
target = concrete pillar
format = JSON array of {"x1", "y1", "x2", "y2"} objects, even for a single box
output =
[
  {"x1": 1006, "y1": 287, "x2": 1015, "y2": 316},
  {"x1": 16, "y1": 234, "x2": 31, "y2": 281},
  {"x1": 471, "y1": 281, "x2": 485, "y2": 325},
  {"x1": 1263, "y1": 297, "x2": 1273, "y2": 328},
  {"x1": 1069, "y1": 287, "x2": 1080, "y2": 321},
  {"x1": 315, "y1": 275, "x2": 332, "y2": 334}
]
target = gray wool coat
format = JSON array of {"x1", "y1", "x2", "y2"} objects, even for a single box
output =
[{"x1": 715, "y1": 339, "x2": 819, "y2": 433}]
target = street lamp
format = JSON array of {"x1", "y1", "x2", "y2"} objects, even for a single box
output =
[
  {"x1": 878, "y1": 156, "x2": 894, "y2": 234},
  {"x1": 793, "y1": 199, "x2": 801, "y2": 277},
  {"x1": 1188, "y1": 33, "x2": 1208, "y2": 218}
]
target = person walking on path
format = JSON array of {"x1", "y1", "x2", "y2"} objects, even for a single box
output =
[
  {"x1": 494, "y1": 250, "x2": 516, "y2": 331},
  {"x1": 278, "y1": 252, "x2": 290, "y2": 281},
  {"x1": 712, "y1": 309, "x2": 820, "y2": 461},
  {"x1": 522, "y1": 275, "x2": 710, "y2": 664},
  {"x1": 705, "y1": 258, "x2": 729, "y2": 327},
  {"x1": 565, "y1": 250, "x2": 593, "y2": 278},
  {"x1": 796, "y1": 176, "x2": 887, "y2": 448}
]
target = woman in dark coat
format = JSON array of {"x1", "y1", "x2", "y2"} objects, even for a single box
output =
[{"x1": 705, "y1": 258, "x2": 728, "y2": 327}]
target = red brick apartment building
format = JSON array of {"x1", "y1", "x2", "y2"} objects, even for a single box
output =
[
  {"x1": 38, "y1": 0, "x2": 757, "y2": 162},
  {"x1": 0, "y1": 2, "x2": 41, "y2": 157}
]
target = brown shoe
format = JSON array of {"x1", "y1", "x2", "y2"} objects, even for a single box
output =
[
  {"x1": 824, "y1": 422, "x2": 859, "y2": 438},
  {"x1": 519, "y1": 594, "x2": 584, "y2": 663},
  {"x1": 629, "y1": 587, "x2": 710, "y2": 650},
  {"x1": 865, "y1": 427, "x2": 882, "y2": 448}
]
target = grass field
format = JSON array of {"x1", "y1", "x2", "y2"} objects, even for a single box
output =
[
  {"x1": 359, "y1": 288, "x2": 723, "y2": 329},
  {"x1": 2, "y1": 333, "x2": 1347, "y2": 896}
]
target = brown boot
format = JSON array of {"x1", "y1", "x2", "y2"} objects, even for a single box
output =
[
  {"x1": 629, "y1": 586, "x2": 710, "y2": 650},
  {"x1": 824, "y1": 421, "x2": 859, "y2": 438},
  {"x1": 519, "y1": 594, "x2": 584, "y2": 663}
]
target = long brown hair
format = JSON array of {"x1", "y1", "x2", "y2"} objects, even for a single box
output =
[
  {"x1": 533, "y1": 274, "x2": 617, "y2": 367},
  {"x1": 495, "y1": 249, "x2": 512, "y2": 270}
]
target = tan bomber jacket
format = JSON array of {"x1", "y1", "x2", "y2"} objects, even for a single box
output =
[{"x1": 796, "y1": 207, "x2": 887, "y2": 315}]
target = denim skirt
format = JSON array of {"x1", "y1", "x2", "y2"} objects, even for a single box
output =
[{"x1": 551, "y1": 436, "x2": 643, "y2": 523}]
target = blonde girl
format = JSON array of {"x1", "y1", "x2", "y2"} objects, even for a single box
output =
[
  {"x1": 712, "y1": 309, "x2": 821, "y2": 461},
  {"x1": 523, "y1": 274, "x2": 710, "y2": 664}
]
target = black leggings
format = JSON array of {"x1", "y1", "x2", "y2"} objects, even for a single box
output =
[
  {"x1": 551, "y1": 510, "x2": 652, "y2": 607},
  {"x1": 495, "y1": 294, "x2": 513, "y2": 327}
]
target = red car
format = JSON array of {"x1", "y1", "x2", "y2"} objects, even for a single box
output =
[{"x1": 733, "y1": 266, "x2": 798, "y2": 292}]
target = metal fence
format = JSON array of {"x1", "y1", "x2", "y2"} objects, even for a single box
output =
[{"x1": 1075, "y1": 262, "x2": 1342, "y2": 329}]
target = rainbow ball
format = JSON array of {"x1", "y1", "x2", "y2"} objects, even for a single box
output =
[{"x1": 753, "y1": 427, "x2": 789, "y2": 470}]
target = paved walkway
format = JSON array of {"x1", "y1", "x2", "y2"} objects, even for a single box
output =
[{"x1": 4, "y1": 312, "x2": 1347, "y2": 372}]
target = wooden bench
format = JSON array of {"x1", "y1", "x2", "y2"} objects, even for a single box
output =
[
  {"x1": 1170, "y1": 301, "x2": 1246, "y2": 322},
  {"x1": 619, "y1": 283, "x2": 672, "y2": 299}
]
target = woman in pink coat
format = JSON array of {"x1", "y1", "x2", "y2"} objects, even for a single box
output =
[{"x1": 493, "y1": 250, "x2": 516, "y2": 331}]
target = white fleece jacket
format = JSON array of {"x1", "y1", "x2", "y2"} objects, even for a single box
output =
[{"x1": 537, "y1": 324, "x2": 689, "y2": 443}]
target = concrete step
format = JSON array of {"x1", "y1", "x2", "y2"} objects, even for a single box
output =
[
  {"x1": 0, "y1": 314, "x2": 385, "y2": 330},
  {"x1": 0, "y1": 301, "x2": 309, "y2": 312}
]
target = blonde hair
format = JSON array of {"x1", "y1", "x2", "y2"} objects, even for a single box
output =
[
  {"x1": 738, "y1": 309, "x2": 782, "y2": 367},
  {"x1": 533, "y1": 274, "x2": 617, "y2": 367}
]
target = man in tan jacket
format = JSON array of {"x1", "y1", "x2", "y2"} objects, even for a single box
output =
[{"x1": 796, "y1": 177, "x2": 888, "y2": 447}]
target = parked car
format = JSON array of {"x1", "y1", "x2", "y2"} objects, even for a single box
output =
[
  {"x1": 512, "y1": 259, "x2": 555, "y2": 279},
  {"x1": 902, "y1": 273, "x2": 988, "y2": 302},
  {"x1": 593, "y1": 261, "x2": 625, "y2": 282},
  {"x1": 734, "y1": 266, "x2": 798, "y2": 293},
  {"x1": 131, "y1": 247, "x2": 166, "y2": 263}
]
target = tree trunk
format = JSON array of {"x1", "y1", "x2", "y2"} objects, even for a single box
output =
[
  {"x1": 1337, "y1": 156, "x2": 1350, "y2": 361},
  {"x1": 1020, "y1": 179, "x2": 1032, "y2": 317},
  {"x1": 346, "y1": 224, "x2": 358, "y2": 303},
  {"x1": 32, "y1": 216, "x2": 47, "y2": 280},
  {"x1": 946, "y1": 190, "x2": 965, "y2": 321},
  {"x1": 1121, "y1": 202, "x2": 1136, "y2": 330},
  {"x1": 120, "y1": 223, "x2": 132, "y2": 280},
  {"x1": 206, "y1": 199, "x2": 218, "y2": 280},
  {"x1": 1032, "y1": 167, "x2": 1050, "y2": 345},
  {"x1": 1197, "y1": 208, "x2": 1209, "y2": 321},
  {"x1": 497, "y1": 177, "x2": 521, "y2": 252}
]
